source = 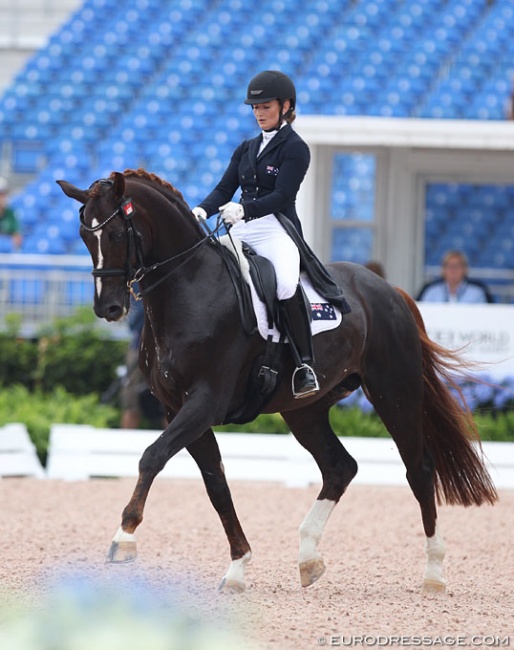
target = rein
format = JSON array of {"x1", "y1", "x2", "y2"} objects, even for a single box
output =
[
  {"x1": 129, "y1": 235, "x2": 211, "y2": 300},
  {"x1": 82, "y1": 182, "x2": 225, "y2": 301}
]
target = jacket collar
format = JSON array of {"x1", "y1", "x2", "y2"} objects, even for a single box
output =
[
  {"x1": 257, "y1": 123, "x2": 292, "y2": 160},
  {"x1": 248, "y1": 123, "x2": 292, "y2": 162}
]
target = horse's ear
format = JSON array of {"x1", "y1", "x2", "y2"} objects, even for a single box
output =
[
  {"x1": 56, "y1": 180, "x2": 89, "y2": 204},
  {"x1": 111, "y1": 172, "x2": 126, "y2": 199}
]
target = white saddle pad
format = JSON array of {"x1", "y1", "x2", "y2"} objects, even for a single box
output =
[
  {"x1": 216, "y1": 233, "x2": 342, "y2": 342},
  {"x1": 249, "y1": 272, "x2": 342, "y2": 342}
]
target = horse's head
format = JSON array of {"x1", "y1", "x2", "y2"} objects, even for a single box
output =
[{"x1": 57, "y1": 172, "x2": 138, "y2": 322}]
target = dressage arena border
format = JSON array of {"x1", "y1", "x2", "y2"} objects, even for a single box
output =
[
  {"x1": 1, "y1": 422, "x2": 511, "y2": 489},
  {"x1": 0, "y1": 423, "x2": 44, "y2": 478}
]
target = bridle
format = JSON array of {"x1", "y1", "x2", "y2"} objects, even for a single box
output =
[
  {"x1": 80, "y1": 180, "x2": 145, "y2": 295},
  {"x1": 80, "y1": 179, "x2": 214, "y2": 300}
]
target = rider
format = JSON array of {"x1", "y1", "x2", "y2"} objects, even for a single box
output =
[{"x1": 191, "y1": 70, "x2": 319, "y2": 399}]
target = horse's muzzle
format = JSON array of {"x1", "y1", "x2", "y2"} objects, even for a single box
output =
[{"x1": 94, "y1": 302, "x2": 126, "y2": 322}]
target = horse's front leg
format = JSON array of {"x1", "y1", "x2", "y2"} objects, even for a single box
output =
[
  {"x1": 106, "y1": 432, "x2": 170, "y2": 563},
  {"x1": 187, "y1": 430, "x2": 252, "y2": 593},
  {"x1": 106, "y1": 403, "x2": 214, "y2": 564}
]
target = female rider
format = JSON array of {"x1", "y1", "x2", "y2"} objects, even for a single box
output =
[{"x1": 192, "y1": 70, "x2": 321, "y2": 398}]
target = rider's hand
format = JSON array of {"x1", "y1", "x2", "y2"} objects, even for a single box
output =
[
  {"x1": 191, "y1": 206, "x2": 207, "y2": 221},
  {"x1": 219, "y1": 202, "x2": 244, "y2": 226}
]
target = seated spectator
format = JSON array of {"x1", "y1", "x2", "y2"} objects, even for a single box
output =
[
  {"x1": 0, "y1": 176, "x2": 22, "y2": 250},
  {"x1": 416, "y1": 250, "x2": 494, "y2": 303}
]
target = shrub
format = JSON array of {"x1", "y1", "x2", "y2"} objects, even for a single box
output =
[
  {"x1": 0, "y1": 385, "x2": 119, "y2": 463},
  {"x1": 0, "y1": 315, "x2": 39, "y2": 389},
  {"x1": 0, "y1": 308, "x2": 126, "y2": 395}
]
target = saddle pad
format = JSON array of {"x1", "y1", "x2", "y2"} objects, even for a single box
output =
[{"x1": 249, "y1": 272, "x2": 342, "y2": 342}]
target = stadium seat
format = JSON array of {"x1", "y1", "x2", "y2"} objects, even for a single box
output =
[
  {"x1": 0, "y1": 236, "x2": 14, "y2": 253},
  {"x1": 0, "y1": 0, "x2": 513, "y2": 276}
]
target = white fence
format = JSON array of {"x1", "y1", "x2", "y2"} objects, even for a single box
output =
[
  {"x1": 45, "y1": 425, "x2": 514, "y2": 490},
  {"x1": 1, "y1": 423, "x2": 512, "y2": 489},
  {"x1": 0, "y1": 422, "x2": 44, "y2": 478}
]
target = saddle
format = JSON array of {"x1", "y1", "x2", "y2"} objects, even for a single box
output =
[{"x1": 214, "y1": 226, "x2": 350, "y2": 425}]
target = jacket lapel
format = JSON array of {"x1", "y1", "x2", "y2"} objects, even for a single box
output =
[
  {"x1": 256, "y1": 124, "x2": 292, "y2": 161},
  {"x1": 248, "y1": 136, "x2": 261, "y2": 171}
]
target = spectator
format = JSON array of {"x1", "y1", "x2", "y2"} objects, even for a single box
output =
[
  {"x1": 0, "y1": 176, "x2": 22, "y2": 251},
  {"x1": 416, "y1": 250, "x2": 494, "y2": 303},
  {"x1": 120, "y1": 293, "x2": 165, "y2": 429}
]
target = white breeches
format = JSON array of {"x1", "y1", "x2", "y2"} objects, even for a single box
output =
[{"x1": 230, "y1": 213, "x2": 300, "y2": 300}]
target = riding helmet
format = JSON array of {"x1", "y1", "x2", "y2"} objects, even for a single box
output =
[{"x1": 244, "y1": 70, "x2": 296, "y2": 108}]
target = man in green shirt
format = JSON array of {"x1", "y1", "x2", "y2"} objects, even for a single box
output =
[{"x1": 0, "y1": 176, "x2": 22, "y2": 250}]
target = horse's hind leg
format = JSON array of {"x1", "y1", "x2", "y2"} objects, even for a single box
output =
[
  {"x1": 281, "y1": 404, "x2": 358, "y2": 588},
  {"x1": 365, "y1": 370, "x2": 445, "y2": 593},
  {"x1": 186, "y1": 430, "x2": 252, "y2": 593}
]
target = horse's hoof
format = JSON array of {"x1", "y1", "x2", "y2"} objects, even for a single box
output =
[
  {"x1": 218, "y1": 578, "x2": 246, "y2": 594},
  {"x1": 422, "y1": 579, "x2": 446, "y2": 594},
  {"x1": 299, "y1": 558, "x2": 326, "y2": 587},
  {"x1": 105, "y1": 540, "x2": 137, "y2": 564}
]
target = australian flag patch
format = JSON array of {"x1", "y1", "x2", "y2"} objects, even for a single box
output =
[
  {"x1": 265, "y1": 165, "x2": 279, "y2": 176},
  {"x1": 310, "y1": 303, "x2": 337, "y2": 320}
]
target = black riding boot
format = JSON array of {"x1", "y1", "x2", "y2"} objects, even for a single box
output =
[{"x1": 278, "y1": 285, "x2": 319, "y2": 399}]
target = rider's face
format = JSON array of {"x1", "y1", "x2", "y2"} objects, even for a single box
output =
[{"x1": 252, "y1": 99, "x2": 290, "y2": 131}]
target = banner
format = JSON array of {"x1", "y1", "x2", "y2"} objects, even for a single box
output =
[{"x1": 416, "y1": 303, "x2": 514, "y2": 379}]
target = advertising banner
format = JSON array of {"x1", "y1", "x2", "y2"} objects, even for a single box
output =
[{"x1": 416, "y1": 303, "x2": 514, "y2": 379}]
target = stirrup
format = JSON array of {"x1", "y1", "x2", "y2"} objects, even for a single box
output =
[{"x1": 292, "y1": 364, "x2": 320, "y2": 399}]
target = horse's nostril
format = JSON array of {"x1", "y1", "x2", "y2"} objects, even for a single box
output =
[
  {"x1": 103, "y1": 305, "x2": 124, "y2": 322},
  {"x1": 109, "y1": 305, "x2": 123, "y2": 317}
]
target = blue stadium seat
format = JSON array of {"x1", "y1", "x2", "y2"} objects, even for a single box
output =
[
  {"x1": 0, "y1": 236, "x2": 14, "y2": 253},
  {"x1": 0, "y1": 0, "x2": 512, "y2": 278}
]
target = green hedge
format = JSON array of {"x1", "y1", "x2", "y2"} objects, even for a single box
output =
[
  {"x1": 0, "y1": 310, "x2": 125, "y2": 395},
  {"x1": 0, "y1": 385, "x2": 119, "y2": 463},
  {"x1": 217, "y1": 405, "x2": 514, "y2": 441},
  {"x1": 0, "y1": 388, "x2": 512, "y2": 467},
  {"x1": 216, "y1": 406, "x2": 514, "y2": 442},
  {"x1": 1, "y1": 309, "x2": 513, "y2": 468},
  {"x1": 215, "y1": 407, "x2": 390, "y2": 437}
]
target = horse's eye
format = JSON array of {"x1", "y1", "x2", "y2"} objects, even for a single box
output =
[{"x1": 111, "y1": 230, "x2": 125, "y2": 243}]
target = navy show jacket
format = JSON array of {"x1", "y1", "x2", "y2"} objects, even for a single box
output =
[{"x1": 198, "y1": 123, "x2": 310, "y2": 236}]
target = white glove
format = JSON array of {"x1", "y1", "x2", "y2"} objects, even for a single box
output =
[
  {"x1": 191, "y1": 206, "x2": 207, "y2": 221},
  {"x1": 219, "y1": 202, "x2": 244, "y2": 226}
]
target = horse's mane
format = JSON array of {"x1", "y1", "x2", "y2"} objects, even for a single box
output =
[{"x1": 111, "y1": 168, "x2": 187, "y2": 204}]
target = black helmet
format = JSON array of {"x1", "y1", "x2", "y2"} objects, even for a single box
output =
[{"x1": 244, "y1": 70, "x2": 296, "y2": 108}]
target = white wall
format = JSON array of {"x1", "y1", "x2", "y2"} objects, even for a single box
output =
[
  {"x1": 296, "y1": 115, "x2": 514, "y2": 297},
  {"x1": 0, "y1": 0, "x2": 82, "y2": 95}
]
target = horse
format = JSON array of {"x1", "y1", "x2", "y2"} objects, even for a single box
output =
[{"x1": 57, "y1": 168, "x2": 497, "y2": 594}]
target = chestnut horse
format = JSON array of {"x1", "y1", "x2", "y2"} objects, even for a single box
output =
[{"x1": 57, "y1": 169, "x2": 496, "y2": 594}]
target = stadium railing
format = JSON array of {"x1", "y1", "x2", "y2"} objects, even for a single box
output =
[{"x1": 0, "y1": 253, "x2": 128, "y2": 338}]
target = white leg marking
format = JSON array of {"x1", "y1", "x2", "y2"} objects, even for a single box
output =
[
  {"x1": 92, "y1": 219, "x2": 104, "y2": 298},
  {"x1": 219, "y1": 551, "x2": 251, "y2": 593},
  {"x1": 112, "y1": 526, "x2": 136, "y2": 544},
  {"x1": 223, "y1": 551, "x2": 251, "y2": 585},
  {"x1": 298, "y1": 499, "x2": 336, "y2": 565},
  {"x1": 423, "y1": 523, "x2": 446, "y2": 590}
]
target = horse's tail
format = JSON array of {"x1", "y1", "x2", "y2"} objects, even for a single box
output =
[{"x1": 396, "y1": 288, "x2": 498, "y2": 507}]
